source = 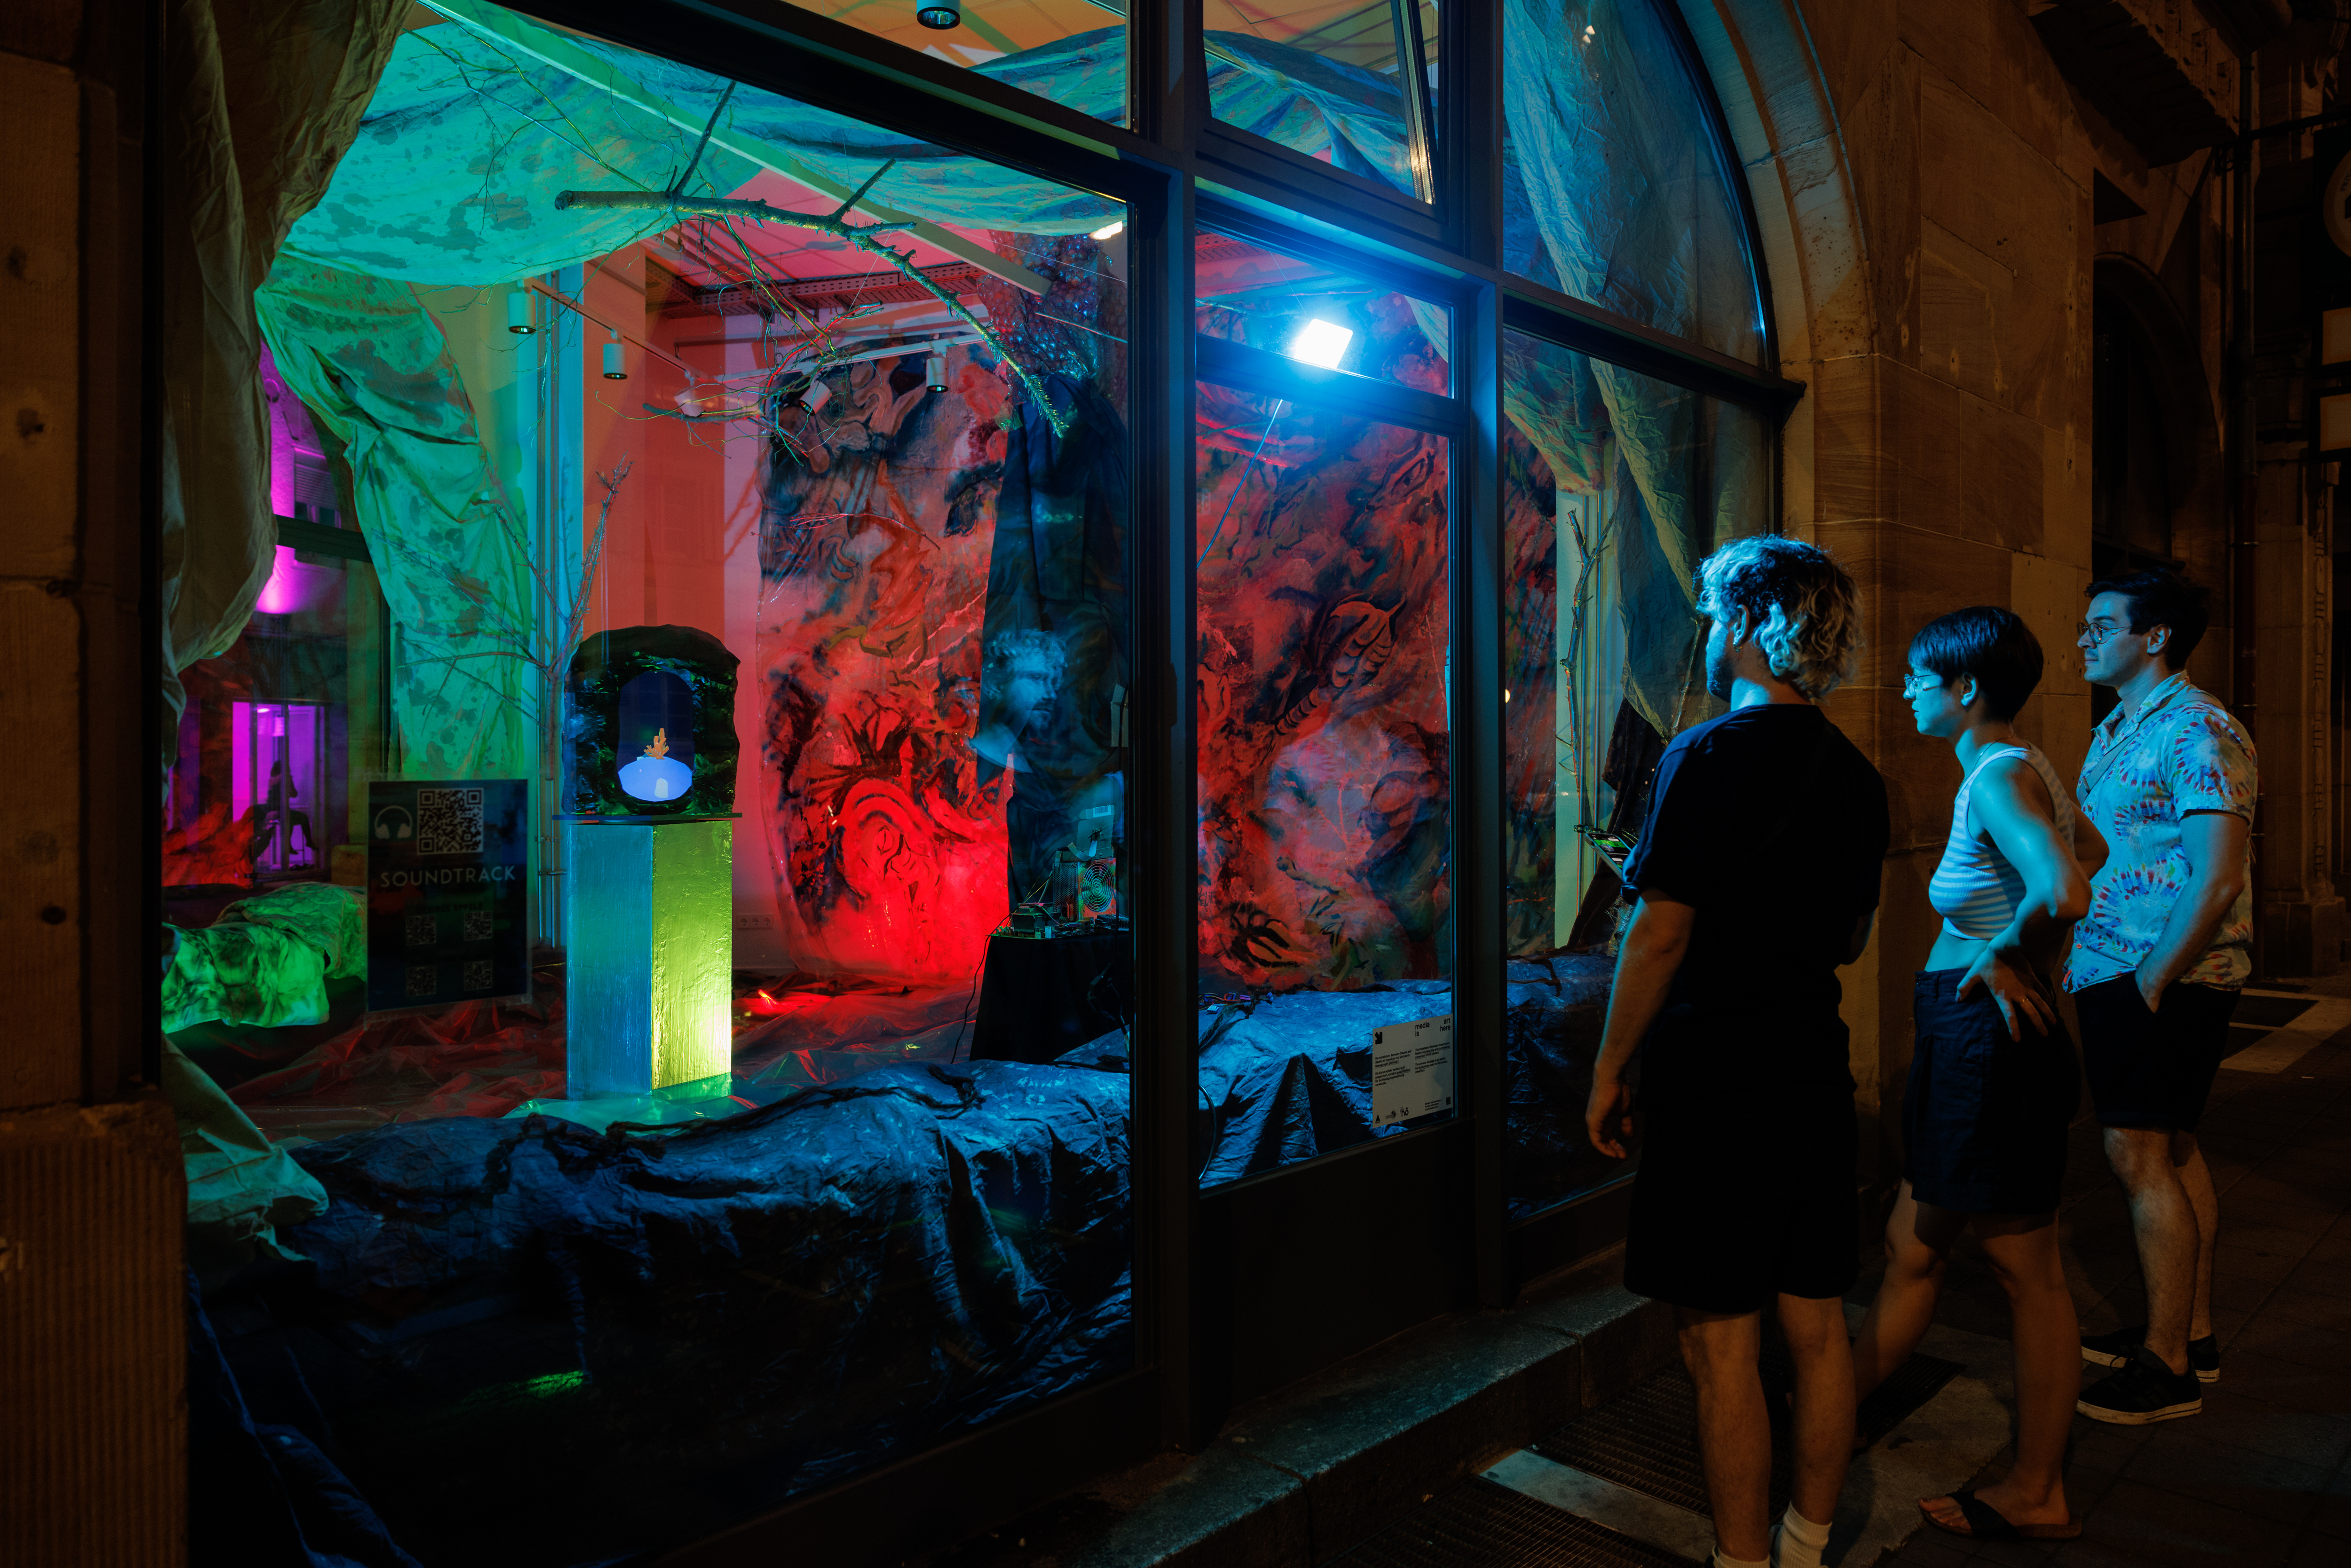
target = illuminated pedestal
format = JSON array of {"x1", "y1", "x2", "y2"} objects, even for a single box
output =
[{"x1": 565, "y1": 818, "x2": 732, "y2": 1097}]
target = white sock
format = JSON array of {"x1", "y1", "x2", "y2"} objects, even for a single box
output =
[
  {"x1": 1771, "y1": 1505, "x2": 1832, "y2": 1568},
  {"x1": 1714, "y1": 1552, "x2": 1769, "y2": 1568}
]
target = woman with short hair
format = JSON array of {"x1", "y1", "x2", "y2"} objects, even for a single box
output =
[{"x1": 1854, "y1": 605, "x2": 2106, "y2": 1543}]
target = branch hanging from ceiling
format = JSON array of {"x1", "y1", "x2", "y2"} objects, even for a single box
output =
[{"x1": 555, "y1": 178, "x2": 1069, "y2": 434}]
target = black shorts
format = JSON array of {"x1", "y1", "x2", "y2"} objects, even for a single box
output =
[
  {"x1": 2071, "y1": 975, "x2": 2240, "y2": 1133},
  {"x1": 1623, "y1": 1087, "x2": 1858, "y2": 1315},
  {"x1": 1903, "y1": 969, "x2": 2079, "y2": 1214}
]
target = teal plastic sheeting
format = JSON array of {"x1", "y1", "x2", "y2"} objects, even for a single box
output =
[
  {"x1": 1501, "y1": 0, "x2": 1771, "y2": 737},
  {"x1": 256, "y1": 255, "x2": 536, "y2": 779},
  {"x1": 282, "y1": 18, "x2": 759, "y2": 284},
  {"x1": 279, "y1": 8, "x2": 1412, "y2": 285}
]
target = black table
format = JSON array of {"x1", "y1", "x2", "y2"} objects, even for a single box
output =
[{"x1": 970, "y1": 928, "x2": 1132, "y2": 1064}]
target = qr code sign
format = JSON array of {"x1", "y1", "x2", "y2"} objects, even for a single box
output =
[
  {"x1": 462, "y1": 958, "x2": 494, "y2": 993},
  {"x1": 417, "y1": 787, "x2": 485, "y2": 856},
  {"x1": 405, "y1": 913, "x2": 437, "y2": 947},
  {"x1": 463, "y1": 910, "x2": 493, "y2": 942},
  {"x1": 405, "y1": 964, "x2": 438, "y2": 999}
]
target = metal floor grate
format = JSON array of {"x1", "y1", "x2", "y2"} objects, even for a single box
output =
[
  {"x1": 1336, "y1": 1478, "x2": 1704, "y2": 1568},
  {"x1": 1530, "y1": 1348, "x2": 1964, "y2": 1518}
]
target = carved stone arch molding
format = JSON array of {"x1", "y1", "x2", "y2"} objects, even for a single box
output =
[{"x1": 1669, "y1": 0, "x2": 1871, "y2": 530}]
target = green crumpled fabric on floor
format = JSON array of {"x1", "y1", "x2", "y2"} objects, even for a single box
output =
[{"x1": 164, "y1": 882, "x2": 368, "y2": 1034}]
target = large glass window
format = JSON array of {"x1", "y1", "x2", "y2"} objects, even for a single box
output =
[
  {"x1": 1194, "y1": 382, "x2": 1455, "y2": 1185},
  {"x1": 170, "y1": 5, "x2": 1133, "y2": 1558},
  {"x1": 1205, "y1": 0, "x2": 1441, "y2": 201},
  {"x1": 1502, "y1": 0, "x2": 1763, "y2": 360},
  {"x1": 1499, "y1": 329, "x2": 1768, "y2": 1220}
]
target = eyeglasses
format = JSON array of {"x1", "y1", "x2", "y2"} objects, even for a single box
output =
[
  {"x1": 1900, "y1": 671, "x2": 1944, "y2": 697},
  {"x1": 2076, "y1": 620, "x2": 2127, "y2": 647}
]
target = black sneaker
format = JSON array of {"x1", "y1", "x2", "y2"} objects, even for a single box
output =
[
  {"x1": 2077, "y1": 1345, "x2": 2203, "y2": 1425},
  {"x1": 2082, "y1": 1325, "x2": 2220, "y2": 1383}
]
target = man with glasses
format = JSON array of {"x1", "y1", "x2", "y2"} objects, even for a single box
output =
[
  {"x1": 2067, "y1": 569, "x2": 2255, "y2": 1425},
  {"x1": 1586, "y1": 536, "x2": 1886, "y2": 1568}
]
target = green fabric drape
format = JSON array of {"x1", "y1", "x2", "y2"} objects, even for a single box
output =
[
  {"x1": 256, "y1": 257, "x2": 534, "y2": 778},
  {"x1": 158, "y1": 0, "x2": 407, "y2": 787}
]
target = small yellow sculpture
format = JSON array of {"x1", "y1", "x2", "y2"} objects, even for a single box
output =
[{"x1": 644, "y1": 728, "x2": 670, "y2": 759}]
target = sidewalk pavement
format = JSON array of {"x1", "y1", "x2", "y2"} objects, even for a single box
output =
[{"x1": 1875, "y1": 976, "x2": 2351, "y2": 1567}]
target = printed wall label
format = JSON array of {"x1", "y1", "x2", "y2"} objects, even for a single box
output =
[{"x1": 1372, "y1": 1014, "x2": 1456, "y2": 1127}]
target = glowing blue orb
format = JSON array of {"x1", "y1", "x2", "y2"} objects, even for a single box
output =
[{"x1": 619, "y1": 754, "x2": 694, "y2": 803}]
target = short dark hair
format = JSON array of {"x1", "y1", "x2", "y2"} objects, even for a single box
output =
[
  {"x1": 1909, "y1": 607, "x2": 2043, "y2": 720},
  {"x1": 2085, "y1": 568, "x2": 2209, "y2": 669}
]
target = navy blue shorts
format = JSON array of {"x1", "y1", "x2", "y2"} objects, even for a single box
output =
[
  {"x1": 1902, "y1": 969, "x2": 2079, "y2": 1215},
  {"x1": 1625, "y1": 1086, "x2": 1858, "y2": 1314},
  {"x1": 2071, "y1": 975, "x2": 2240, "y2": 1132}
]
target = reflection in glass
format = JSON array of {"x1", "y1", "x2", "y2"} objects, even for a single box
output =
[
  {"x1": 1196, "y1": 230, "x2": 1450, "y2": 395},
  {"x1": 1203, "y1": 0, "x2": 1441, "y2": 199},
  {"x1": 780, "y1": 0, "x2": 1131, "y2": 128},
  {"x1": 1499, "y1": 330, "x2": 1769, "y2": 1219},
  {"x1": 1501, "y1": 0, "x2": 1763, "y2": 361},
  {"x1": 1195, "y1": 383, "x2": 1454, "y2": 1187},
  {"x1": 166, "y1": 3, "x2": 1134, "y2": 1558}
]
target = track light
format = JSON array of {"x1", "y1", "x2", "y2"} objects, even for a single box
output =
[
  {"x1": 602, "y1": 337, "x2": 626, "y2": 380},
  {"x1": 916, "y1": 3, "x2": 960, "y2": 28},
  {"x1": 506, "y1": 289, "x2": 535, "y2": 334},
  {"x1": 925, "y1": 353, "x2": 948, "y2": 393},
  {"x1": 1090, "y1": 220, "x2": 1125, "y2": 241}
]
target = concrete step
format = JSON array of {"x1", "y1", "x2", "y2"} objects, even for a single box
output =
[{"x1": 918, "y1": 1247, "x2": 1679, "y2": 1568}]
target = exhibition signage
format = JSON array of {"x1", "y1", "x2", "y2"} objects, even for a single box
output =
[
  {"x1": 1371, "y1": 1013, "x2": 1456, "y2": 1127},
  {"x1": 366, "y1": 779, "x2": 530, "y2": 1016}
]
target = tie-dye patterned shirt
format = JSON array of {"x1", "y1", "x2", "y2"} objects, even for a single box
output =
[{"x1": 2064, "y1": 673, "x2": 2257, "y2": 993}]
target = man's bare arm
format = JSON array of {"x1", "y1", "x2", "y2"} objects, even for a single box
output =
[{"x1": 1585, "y1": 894, "x2": 1695, "y2": 1158}]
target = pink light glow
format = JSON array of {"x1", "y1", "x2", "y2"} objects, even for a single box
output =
[{"x1": 255, "y1": 546, "x2": 306, "y2": 614}]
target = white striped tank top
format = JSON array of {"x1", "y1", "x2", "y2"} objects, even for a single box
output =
[{"x1": 1927, "y1": 744, "x2": 2077, "y2": 942}]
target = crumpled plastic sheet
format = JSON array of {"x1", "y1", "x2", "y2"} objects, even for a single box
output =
[
  {"x1": 1191, "y1": 980, "x2": 1454, "y2": 1186},
  {"x1": 166, "y1": 882, "x2": 368, "y2": 1034},
  {"x1": 277, "y1": 1054, "x2": 1130, "y2": 1561},
  {"x1": 230, "y1": 993, "x2": 568, "y2": 1143},
  {"x1": 219, "y1": 975, "x2": 990, "y2": 1145},
  {"x1": 1500, "y1": 955, "x2": 1617, "y2": 1220}
]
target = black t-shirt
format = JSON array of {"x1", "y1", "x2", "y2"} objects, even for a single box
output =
[{"x1": 1619, "y1": 702, "x2": 1889, "y2": 1107}]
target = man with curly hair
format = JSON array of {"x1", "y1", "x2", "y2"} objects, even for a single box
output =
[{"x1": 1585, "y1": 535, "x2": 1888, "y2": 1568}]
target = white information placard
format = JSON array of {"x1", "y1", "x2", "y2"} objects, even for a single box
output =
[{"x1": 1372, "y1": 1013, "x2": 1456, "y2": 1127}]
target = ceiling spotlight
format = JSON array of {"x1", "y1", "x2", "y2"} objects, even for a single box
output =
[
  {"x1": 925, "y1": 352, "x2": 949, "y2": 393},
  {"x1": 506, "y1": 290, "x2": 536, "y2": 334},
  {"x1": 1286, "y1": 317, "x2": 1354, "y2": 370},
  {"x1": 1089, "y1": 220, "x2": 1125, "y2": 241},
  {"x1": 602, "y1": 337, "x2": 627, "y2": 380},
  {"x1": 916, "y1": 3, "x2": 961, "y2": 27}
]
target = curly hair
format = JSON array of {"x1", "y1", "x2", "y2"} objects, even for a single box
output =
[{"x1": 1695, "y1": 536, "x2": 1863, "y2": 701}]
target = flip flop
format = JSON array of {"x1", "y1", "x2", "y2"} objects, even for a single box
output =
[{"x1": 1919, "y1": 1490, "x2": 2083, "y2": 1541}]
